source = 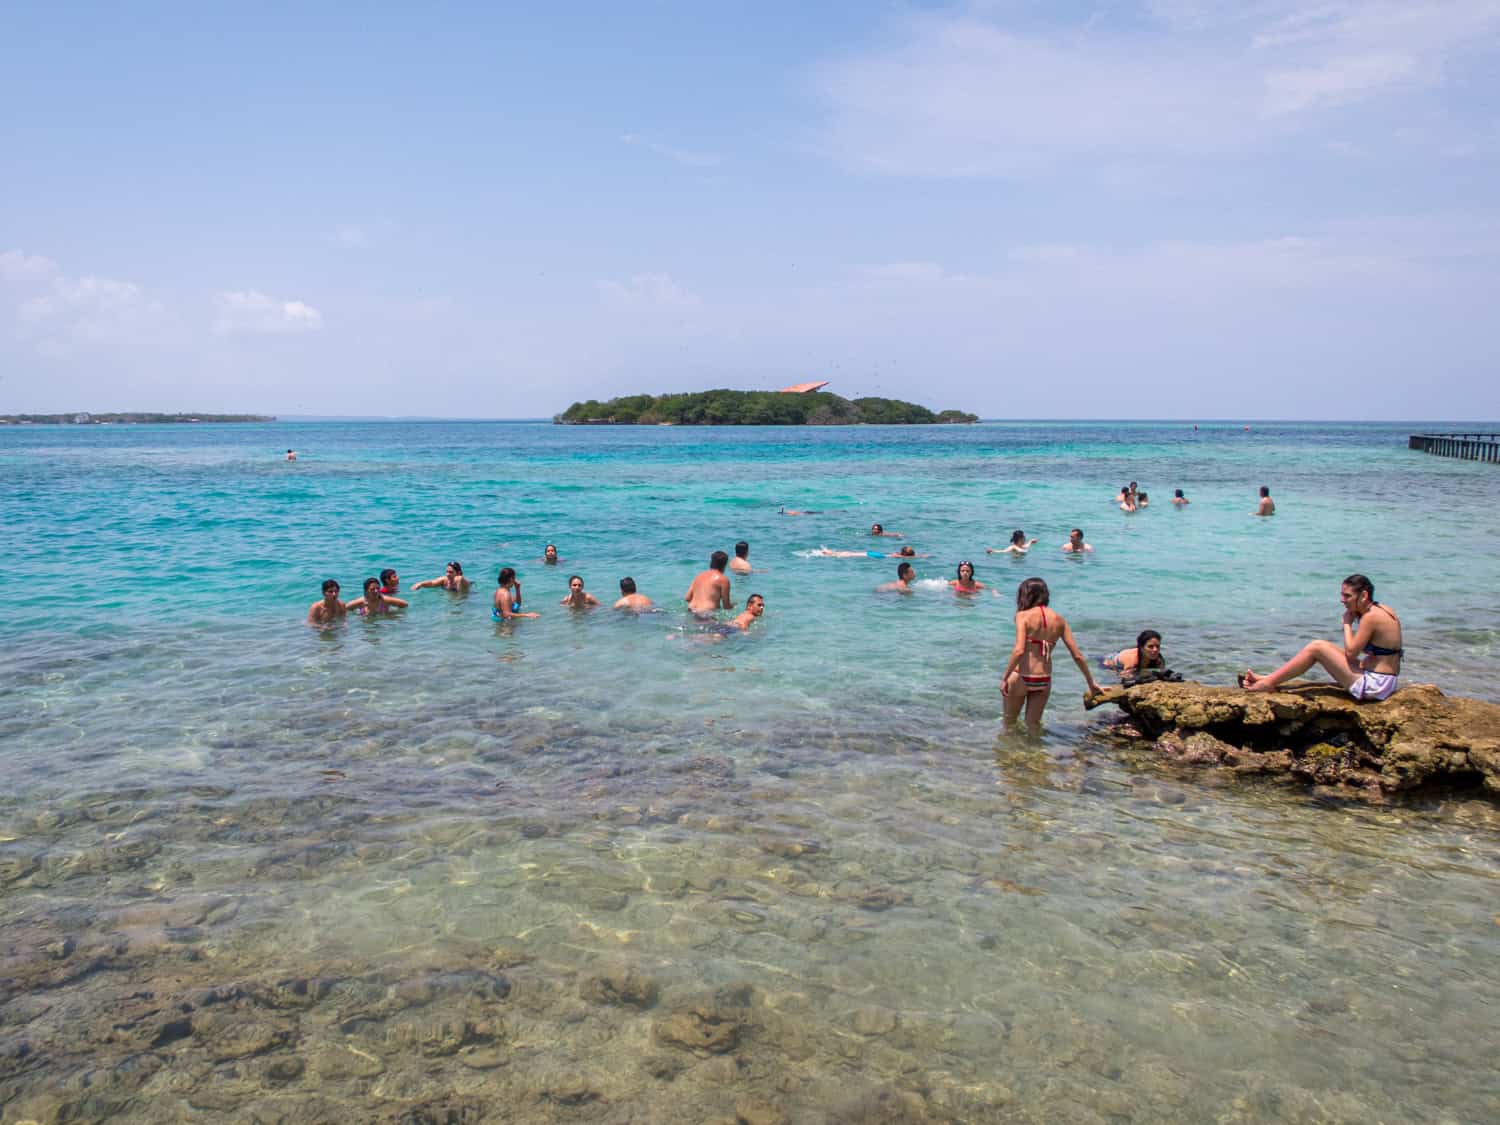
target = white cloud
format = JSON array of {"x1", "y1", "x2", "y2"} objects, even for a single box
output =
[
  {"x1": 9, "y1": 266, "x2": 166, "y2": 354},
  {"x1": 619, "y1": 132, "x2": 722, "y2": 168},
  {"x1": 0, "y1": 250, "x2": 59, "y2": 282},
  {"x1": 214, "y1": 290, "x2": 323, "y2": 335},
  {"x1": 814, "y1": 2, "x2": 1500, "y2": 175}
]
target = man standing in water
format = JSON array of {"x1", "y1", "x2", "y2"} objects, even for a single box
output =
[
  {"x1": 614, "y1": 577, "x2": 653, "y2": 611},
  {"x1": 1062, "y1": 529, "x2": 1092, "y2": 553},
  {"x1": 730, "y1": 540, "x2": 754, "y2": 574},
  {"x1": 1255, "y1": 486, "x2": 1276, "y2": 516},
  {"x1": 877, "y1": 562, "x2": 917, "y2": 592},
  {"x1": 685, "y1": 550, "x2": 734, "y2": 615},
  {"x1": 307, "y1": 579, "x2": 346, "y2": 624}
]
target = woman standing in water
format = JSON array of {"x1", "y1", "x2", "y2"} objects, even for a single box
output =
[
  {"x1": 1000, "y1": 577, "x2": 1101, "y2": 737},
  {"x1": 950, "y1": 560, "x2": 985, "y2": 595},
  {"x1": 493, "y1": 567, "x2": 539, "y2": 620},
  {"x1": 987, "y1": 530, "x2": 1038, "y2": 556}
]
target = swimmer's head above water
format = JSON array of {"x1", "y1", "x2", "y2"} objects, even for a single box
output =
[
  {"x1": 379, "y1": 568, "x2": 399, "y2": 593},
  {"x1": 735, "y1": 541, "x2": 749, "y2": 559},
  {"x1": 709, "y1": 550, "x2": 729, "y2": 572},
  {"x1": 321, "y1": 579, "x2": 340, "y2": 598},
  {"x1": 619, "y1": 576, "x2": 638, "y2": 594},
  {"x1": 543, "y1": 544, "x2": 559, "y2": 563},
  {"x1": 956, "y1": 560, "x2": 976, "y2": 582},
  {"x1": 1011, "y1": 530, "x2": 1027, "y2": 546},
  {"x1": 897, "y1": 562, "x2": 915, "y2": 581},
  {"x1": 497, "y1": 566, "x2": 517, "y2": 587}
]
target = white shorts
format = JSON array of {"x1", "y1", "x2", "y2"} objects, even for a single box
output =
[{"x1": 1349, "y1": 672, "x2": 1398, "y2": 701}]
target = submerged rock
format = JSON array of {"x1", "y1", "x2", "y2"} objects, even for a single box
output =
[{"x1": 1087, "y1": 681, "x2": 1500, "y2": 802}]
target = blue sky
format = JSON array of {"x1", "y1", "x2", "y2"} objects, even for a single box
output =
[{"x1": 3, "y1": 1, "x2": 1497, "y2": 419}]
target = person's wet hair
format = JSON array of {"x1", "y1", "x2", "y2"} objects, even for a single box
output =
[
  {"x1": 380, "y1": 568, "x2": 397, "y2": 586},
  {"x1": 1260, "y1": 485, "x2": 1271, "y2": 497},
  {"x1": 1011, "y1": 530, "x2": 1026, "y2": 546},
  {"x1": 1070, "y1": 528, "x2": 1083, "y2": 538},
  {"x1": 897, "y1": 546, "x2": 915, "y2": 556},
  {"x1": 956, "y1": 560, "x2": 975, "y2": 579},
  {"x1": 897, "y1": 562, "x2": 914, "y2": 579},
  {"x1": 735, "y1": 541, "x2": 749, "y2": 558},
  {"x1": 448, "y1": 561, "x2": 463, "y2": 575},
  {"x1": 871, "y1": 523, "x2": 882, "y2": 534},
  {"x1": 710, "y1": 550, "x2": 729, "y2": 571},
  {"x1": 363, "y1": 577, "x2": 380, "y2": 596},
  {"x1": 1174, "y1": 489, "x2": 1184, "y2": 498},
  {"x1": 1343, "y1": 574, "x2": 1374, "y2": 601},
  {"x1": 748, "y1": 593, "x2": 764, "y2": 605},
  {"x1": 568, "y1": 574, "x2": 583, "y2": 587},
  {"x1": 497, "y1": 566, "x2": 517, "y2": 586},
  {"x1": 1016, "y1": 577, "x2": 1050, "y2": 610},
  {"x1": 322, "y1": 579, "x2": 340, "y2": 595},
  {"x1": 619, "y1": 576, "x2": 637, "y2": 594},
  {"x1": 1136, "y1": 629, "x2": 1164, "y2": 669}
]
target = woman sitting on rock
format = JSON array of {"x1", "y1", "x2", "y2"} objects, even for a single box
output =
[{"x1": 1242, "y1": 574, "x2": 1402, "y2": 701}]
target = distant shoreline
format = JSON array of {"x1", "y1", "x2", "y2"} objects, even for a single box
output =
[{"x1": 1, "y1": 413, "x2": 273, "y2": 426}]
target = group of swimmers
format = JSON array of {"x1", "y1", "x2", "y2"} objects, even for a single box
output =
[{"x1": 306, "y1": 490, "x2": 1401, "y2": 736}]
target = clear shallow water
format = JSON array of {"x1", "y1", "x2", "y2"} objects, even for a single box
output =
[{"x1": 2, "y1": 420, "x2": 1499, "y2": 1122}]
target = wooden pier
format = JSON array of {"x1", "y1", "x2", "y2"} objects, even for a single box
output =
[{"x1": 1409, "y1": 432, "x2": 1500, "y2": 462}]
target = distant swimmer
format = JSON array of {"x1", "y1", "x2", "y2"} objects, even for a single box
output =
[
  {"x1": 685, "y1": 551, "x2": 734, "y2": 614},
  {"x1": 541, "y1": 543, "x2": 561, "y2": 565},
  {"x1": 810, "y1": 545, "x2": 926, "y2": 559},
  {"x1": 614, "y1": 576, "x2": 654, "y2": 611},
  {"x1": 1137, "y1": 492, "x2": 1149, "y2": 508},
  {"x1": 411, "y1": 561, "x2": 471, "y2": 593},
  {"x1": 346, "y1": 576, "x2": 407, "y2": 617},
  {"x1": 1242, "y1": 574, "x2": 1401, "y2": 700},
  {"x1": 870, "y1": 523, "x2": 904, "y2": 538},
  {"x1": 1101, "y1": 630, "x2": 1164, "y2": 677},
  {"x1": 307, "y1": 579, "x2": 347, "y2": 624},
  {"x1": 560, "y1": 574, "x2": 601, "y2": 608},
  {"x1": 1255, "y1": 486, "x2": 1275, "y2": 516},
  {"x1": 950, "y1": 560, "x2": 985, "y2": 595},
  {"x1": 779, "y1": 507, "x2": 820, "y2": 516},
  {"x1": 1062, "y1": 528, "x2": 1092, "y2": 553},
  {"x1": 877, "y1": 562, "x2": 917, "y2": 593},
  {"x1": 1172, "y1": 489, "x2": 1189, "y2": 505},
  {"x1": 379, "y1": 568, "x2": 402, "y2": 596},
  {"x1": 1114, "y1": 484, "x2": 1131, "y2": 504},
  {"x1": 286, "y1": 449, "x2": 297, "y2": 461},
  {"x1": 729, "y1": 540, "x2": 753, "y2": 575},
  {"x1": 493, "y1": 566, "x2": 538, "y2": 620},
  {"x1": 987, "y1": 530, "x2": 1038, "y2": 556},
  {"x1": 1000, "y1": 577, "x2": 1102, "y2": 737},
  {"x1": 1120, "y1": 493, "x2": 1137, "y2": 513}
]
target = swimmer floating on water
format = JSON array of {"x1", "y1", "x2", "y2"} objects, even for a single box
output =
[
  {"x1": 809, "y1": 545, "x2": 927, "y2": 559},
  {"x1": 1241, "y1": 574, "x2": 1401, "y2": 701},
  {"x1": 1000, "y1": 577, "x2": 1101, "y2": 737},
  {"x1": 870, "y1": 523, "x2": 903, "y2": 538},
  {"x1": 410, "y1": 561, "x2": 471, "y2": 593}
]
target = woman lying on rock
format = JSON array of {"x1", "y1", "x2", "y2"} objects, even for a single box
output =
[{"x1": 1242, "y1": 574, "x2": 1402, "y2": 701}]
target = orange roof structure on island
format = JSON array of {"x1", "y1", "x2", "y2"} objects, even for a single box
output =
[{"x1": 778, "y1": 380, "x2": 829, "y2": 394}]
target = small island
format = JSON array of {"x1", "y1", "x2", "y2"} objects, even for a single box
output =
[
  {"x1": 555, "y1": 389, "x2": 977, "y2": 426},
  {"x1": 0, "y1": 412, "x2": 274, "y2": 425}
]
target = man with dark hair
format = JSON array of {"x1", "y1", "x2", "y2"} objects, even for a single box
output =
[
  {"x1": 1255, "y1": 486, "x2": 1276, "y2": 516},
  {"x1": 614, "y1": 576, "x2": 653, "y2": 611},
  {"x1": 1062, "y1": 529, "x2": 1092, "y2": 553},
  {"x1": 729, "y1": 540, "x2": 753, "y2": 575},
  {"x1": 684, "y1": 551, "x2": 734, "y2": 615},
  {"x1": 877, "y1": 562, "x2": 916, "y2": 593},
  {"x1": 307, "y1": 579, "x2": 346, "y2": 624},
  {"x1": 379, "y1": 568, "x2": 401, "y2": 595},
  {"x1": 725, "y1": 593, "x2": 764, "y2": 631}
]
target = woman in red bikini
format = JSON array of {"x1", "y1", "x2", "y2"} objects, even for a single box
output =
[{"x1": 1000, "y1": 577, "x2": 1101, "y2": 737}]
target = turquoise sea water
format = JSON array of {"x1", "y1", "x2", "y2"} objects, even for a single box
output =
[{"x1": 3, "y1": 420, "x2": 1499, "y2": 1122}]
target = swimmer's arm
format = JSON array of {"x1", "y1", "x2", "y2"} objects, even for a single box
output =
[
  {"x1": 1344, "y1": 613, "x2": 1376, "y2": 664},
  {"x1": 383, "y1": 595, "x2": 409, "y2": 609},
  {"x1": 342, "y1": 597, "x2": 366, "y2": 612},
  {"x1": 1061, "y1": 623, "x2": 1101, "y2": 696},
  {"x1": 409, "y1": 578, "x2": 441, "y2": 591},
  {"x1": 999, "y1": 615, "x2": 1028, "y2": 695},
  {"x1": 585, "y1": 593, "x2": 601, "y2": 606}
]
